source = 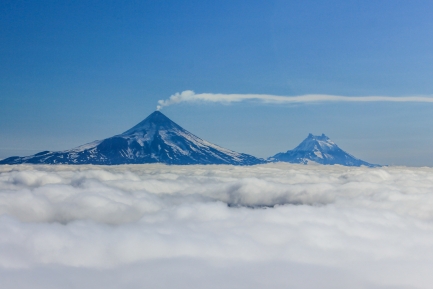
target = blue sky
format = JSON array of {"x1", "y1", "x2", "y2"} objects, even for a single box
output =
[{"x1": 1, "y1": 0, "x2": 433, "y2": 166}]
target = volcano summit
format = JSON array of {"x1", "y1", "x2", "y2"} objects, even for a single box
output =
[{"x1": 0, "y1": 111, "x2": 264, "y2": 165}]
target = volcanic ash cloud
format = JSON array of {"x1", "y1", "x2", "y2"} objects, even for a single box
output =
[{"x1": 1, "y1": 163, "x2": 433, "y2": 289}]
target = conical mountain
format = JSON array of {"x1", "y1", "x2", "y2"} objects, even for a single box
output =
[
  {"x1": 268, "y1": 133, "x2": 378, "y2": 167},
  {"x1": 0, "y1": 111, "x2": 264, "y2": 165}
]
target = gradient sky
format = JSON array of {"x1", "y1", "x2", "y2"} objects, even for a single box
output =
[{"x1": 1, "y1": 0, "x2": 433, "y2": 166}]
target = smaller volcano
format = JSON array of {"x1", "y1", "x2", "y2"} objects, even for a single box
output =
[{"x1": 268, "y1": 133, "x2": 379, "y2": 167}]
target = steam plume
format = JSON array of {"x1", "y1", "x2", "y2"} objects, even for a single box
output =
[{"x1": 156, "y1": 90, "x2": 433, "y2": 110}]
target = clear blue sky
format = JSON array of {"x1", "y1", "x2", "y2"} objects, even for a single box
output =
[{"x1": 1, "y1": 0, "x2": 433, "y2": 166}]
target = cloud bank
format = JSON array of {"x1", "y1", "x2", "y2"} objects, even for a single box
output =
[
  {"x1": 1, "y1": 163, "x2": 433, "y2": 288},
  {"x1": 156, "y1": 90, "x2": 433, "y2": 109}
]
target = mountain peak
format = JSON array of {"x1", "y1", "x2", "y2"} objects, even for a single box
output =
[
  {"x1": 148, "y1": 110, "x2": 167, "y2": 119},
  {"x1": 295, "y1": 134, "x2": 335, "y2": 152},
  {"x1": 121, "y1": 110, "x2": 178, "y2": 135},
  {"x1": 141, "y1": 110, "x2": 171, "y2": 123},
  {"x1": 269, "y1": 134, "x2": 378, "y2": 167},
  {"x1": 307, "y1": 133, "x2": 329, "y2": 141}
]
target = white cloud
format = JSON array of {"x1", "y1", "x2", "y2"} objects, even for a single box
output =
[
  {"x1": 1, "y1": 163, "x2": 433, "y2": 288},
  {"x1": 156, "y1": 90, "x2": 433, "y2": 109}
]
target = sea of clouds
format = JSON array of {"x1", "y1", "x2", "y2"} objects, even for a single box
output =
[{"x1": 1, "y1": 163, "x2": 433, "y2": 288}]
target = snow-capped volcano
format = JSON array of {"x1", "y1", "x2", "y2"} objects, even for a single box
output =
[
  {"x1": 0, "y1": 111, "x2": 264, "y2": 165},
  {"x1": 268, "y1": 133, "x2": 378, "y2": 167}
]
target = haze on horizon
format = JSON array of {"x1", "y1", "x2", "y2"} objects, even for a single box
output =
[{"x1": 1, "y1": 0, "x2": 433, "y2": 167}]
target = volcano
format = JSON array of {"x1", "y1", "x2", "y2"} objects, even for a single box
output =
[
  {"x1": 268, "y1": 133, "x2": 378, "y2": 167},
  {"x1": 0, "y1": 111, "x2": 265, "y2": 165}
]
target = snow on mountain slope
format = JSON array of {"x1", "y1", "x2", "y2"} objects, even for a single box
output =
[
  {"x1": 268, "y1": 133, "x2": 379, "y2": 167},
  {"x1": 0, "y1": 111, "x2": 265, "y2": 165}
]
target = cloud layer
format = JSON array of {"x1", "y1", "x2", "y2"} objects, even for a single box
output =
[
  {"x1": 1, "y1": 163, "x2": 433, "y2": 288},
  {"x1": 156, "y1": 90, "x2": 433, "y2": 109}
]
